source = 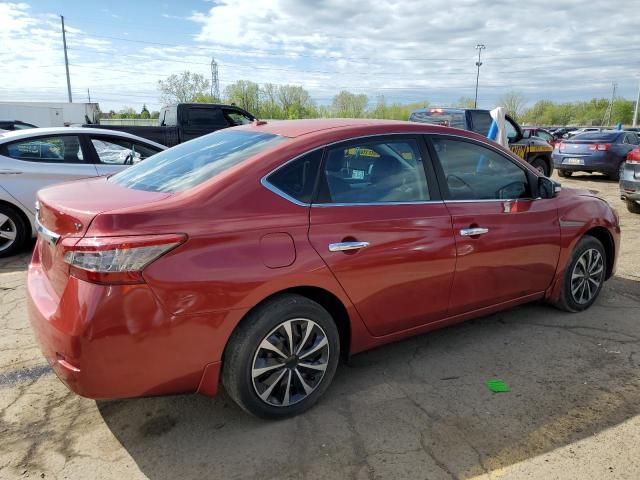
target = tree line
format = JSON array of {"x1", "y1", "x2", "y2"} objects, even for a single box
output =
[{"x1": 101, "y1": 71, "x2": 638, "y2": 126}]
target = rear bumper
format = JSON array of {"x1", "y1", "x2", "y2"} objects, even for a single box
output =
[
  {"x1": 27, "y1": 258, "x2": 230, "y2": 399},
  {"x1": 620, "y1": 166, "x2": 640, "y2": 201},
  {"x1": 552, "y1": 152, "x2": 620, "y2": 173}
]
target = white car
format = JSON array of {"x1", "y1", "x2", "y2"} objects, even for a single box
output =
[{"x1": 0, "y1": 127, "x2": 166, "y2": 257}]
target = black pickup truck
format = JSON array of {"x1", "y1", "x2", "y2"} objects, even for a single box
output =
[
  {"x1": 87, "y1": 103, "x2": 256, "y2": 147},
  {"x1": 409, "y1": 107, "x2": 554, "y2": 176}
]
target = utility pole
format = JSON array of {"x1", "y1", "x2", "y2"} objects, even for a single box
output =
[
  {"x1": 87, "y1": 88, "x2": 91, "y2": 103},
  {"x1": 474, "y1": 44, "x2": 486, "y2": 109},
  {"x1": 210, "y1": 58, "x2": 220, "y2": 101},
  {"x1": 60, "y1": 15, "x2": 72, "y2": 103},
  {"x1": 603, "y1": 81, "x2": 617, "y2": 126},
  {"x1": 633, "y1": 79, "x2": 640, "y2": 127}
]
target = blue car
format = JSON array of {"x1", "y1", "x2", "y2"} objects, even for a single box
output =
[{"x1": 553, "y1": 130, "x2": 639, "y2": 180}]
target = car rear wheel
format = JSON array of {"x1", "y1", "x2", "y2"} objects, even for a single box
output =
[
  {"x1": 627, "y1": 199, "x2": 640, "y2": 214},
  {"x1": 0, "y1": 205, "x2": 28, "y2": 258},
  {"x1": 222, "y1": 293, "x2": 340, "y2": 418},
  {"x1": 554, "y1": 235, "x2": 606, "y2": 312},
  {"x1": 530, "y1": 157, "x2": 549, "y2": 176},
  {"x1": 557, "y1": 169, "x2": 572, "y2": 178}
]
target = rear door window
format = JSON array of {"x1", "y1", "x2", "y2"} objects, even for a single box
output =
[
  {"x1": 266, "y1": 150, "x2": 323, "y2": 204},
  {"x1": 469, "y1": 110, "x2": 493, "y2": 135},
  {"x1": 316, "y1": 138, "x2": 430, "y2": 204},
  {"x1": 90, "y1": 137, "x2": 162, "y2": 164},
  {"x1": 2, "y1": 135, "x2": 84, "y2": 163}
]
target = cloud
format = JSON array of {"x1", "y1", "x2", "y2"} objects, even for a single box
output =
[{"x1": 0, "y1": 0, "x2": 638, "y2": 112}]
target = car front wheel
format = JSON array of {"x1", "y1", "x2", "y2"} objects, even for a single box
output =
[
  {"x1": 0, "y1": 205, "x2": 28, "y2": 258},
  {"x1": 557, "y1": 169, "x2": 572, "y2": 178},
  {"x1": 555, "y1": 235, "x2": 606, "y2": 312},
  {"x1": 222, "y1": 294, "x2": 340, "y2": 418},
  {"x1": 530, "y1": 157, "x2": 549, "y2": 176}
]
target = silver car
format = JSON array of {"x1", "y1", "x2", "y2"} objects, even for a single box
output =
[
  {"x1": 620, "y1": 147, "x2": 640, "y2": 213},
  {"x1": 0, "y1": 127, "x2": 166, "y2": 256}
]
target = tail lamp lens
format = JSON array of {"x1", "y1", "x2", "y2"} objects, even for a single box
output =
[
  {"x1": 588, "y1": 143, "x2": 611, "y2": 151},
  {"x1": 64, "y1": 234, "x2": 185, "y2": 284}
]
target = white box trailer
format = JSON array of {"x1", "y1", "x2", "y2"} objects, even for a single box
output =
[{"x1": 0, "y1": 102, "x2": 100, "y2": 127}]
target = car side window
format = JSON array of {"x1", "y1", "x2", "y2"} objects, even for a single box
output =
[
  {"x1": 267, "y1": 149, "x2": 323, "y2": 204},
  {"x1": 624, "y1": 133, "x2": 638, "y2": 145},
  {"x1": 469, "y1": 111, "x2": 493, "y2": 136},
  {"x1": 432, "y1": 138, "x2": 531, "y2": 200},
  {"x1": 3, "y1": 135, "x2": 84, "y2": 163},
  {"x1": 505, "y1": 119, "x2": 519, "y2": 142},
  {"x1": 187, "y1": 108, "x2": 228, "y2": 128},
  {"x1": 225, "y1": 110, "x2": 253, "y2": 126},
  {"x1": 91, "y1": 138, "x2": 161, "y2": 165},
  {"x1": 316, "y1": 139, "x2": 429, "y2": 204}
]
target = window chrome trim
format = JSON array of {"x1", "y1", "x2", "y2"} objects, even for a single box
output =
[
  {"x1": 312, "y1": 200, "x2": 444, "y2": 207},
  {"x1": 260, "y1": 176, "x2": 310, "y2": 207}
]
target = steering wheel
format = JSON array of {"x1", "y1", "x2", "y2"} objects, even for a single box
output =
[{"x1": 447, "y1": 174, "x2": 477, "y2": 196}]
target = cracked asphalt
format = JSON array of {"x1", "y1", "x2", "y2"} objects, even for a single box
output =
[{"x1": 1, "y1": 172, "x2": 639, "y2": 480}]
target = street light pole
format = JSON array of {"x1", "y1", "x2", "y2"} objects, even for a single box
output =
[
  {"x1": 633, "y1": 79, "x2": 640, "y2": 127},
  {"x1": 474, "y1": 44, "x2": 486, "y2": 109}
]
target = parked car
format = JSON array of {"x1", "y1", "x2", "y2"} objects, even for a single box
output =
[
  {"x1": 563, "y1": 127, "x2": 601, "y2": 139},
  {"x1": 522, "y1": 127, "x2": 555, "y2": 144},
  {"x1": 28, "y1": 119, "x2": 620, "y2": 418},
  {"x1": 0, "y1": 127, "x2": 165, "y2": 256},
  {"x1": 88, "y1": 103, "x2": 256, "y2": 147},
  {"x1": 409, "y1": 108, "x2": 554, "y2": 175},
  {"x1": 620, "y1": 147, "x2": 640, "y2": 213},
  {"x1": 554, "y1": 130, "x2": 639, "y2": 180},
  {"x1": 0, "y1": 120, "x2": 38, "y2": 130}
]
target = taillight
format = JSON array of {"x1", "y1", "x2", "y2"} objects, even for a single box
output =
[
  {"x1": 627, "y1": 148, "x2": 640, "y2": 164},
  {"x1": 588, "y1": 143, "x2": 611, "y2": 151},
  {"x1": 64, "y1": 234, "x2": 186, "y2": 284}
]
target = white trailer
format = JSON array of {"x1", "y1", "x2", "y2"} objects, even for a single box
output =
[{"x1": 0, "y1": 102, "x2": 100, "y2": 127}]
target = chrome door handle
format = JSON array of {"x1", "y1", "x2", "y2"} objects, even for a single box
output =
[
  {"x1": 0, "y1": 169, "x2": 23, "y2": 175},
  {"x1": 460, "y1": 227, "x2": 489, "y2": 237},
  {"x1": 328, "y1": 241, "x2": 370, "y2": 252}
]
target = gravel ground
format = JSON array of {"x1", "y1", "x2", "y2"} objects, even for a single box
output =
[{"x1": 1, "y1": 172, "x2": 639, "y2": 480}]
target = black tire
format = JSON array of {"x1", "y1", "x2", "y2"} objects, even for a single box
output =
[
  {"x1": 627, "y1": 199, "x2": 640, "y2": 214},
  {"x1": 607, "y1": 162, "x2": 624, "y2": 181},
  {"x1": 557, "y1": 169, "x2": 572, "y2": 178},
  {"x1": 530, "y1": 157, "x2": 550, "y2": 176},
  {"x1": 554, "y1": 235, "x2": 606, "y2": 312},
  {"x1": 222, "y1": 293, "x2": 340, "y2": 419},
  {"x1": 0, "y1": 204, "x2": 28, "y2": 258}
]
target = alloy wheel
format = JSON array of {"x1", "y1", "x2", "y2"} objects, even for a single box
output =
[
  {"x1": 251, "y1": 318, "x2": 329, "y2": 407},
  {"x1": 570, "y1": 248, "x2": 604, "y2": 305},
  {"x1": 0, "y1": 214, "x2": 17, "y2": 253}
]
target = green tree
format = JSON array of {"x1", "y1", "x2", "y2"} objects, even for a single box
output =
[
  {"x1": 496, "y1": 91, "x2": 527, "y2": 121},
  {"x1": 455, "y1": 96, "x2": 475, "y2": 108},
  {"x1": 224, "y1": 80, "x2": 261, "y2": 114},
  {"x1": 158, "y1": 71, "x2": 211, "y2": 104},
  {"x1": 150, "y1": 111, "x2": 160, "y2": 119},
  {"x1": 332, "y1": 90, "x2": 368, "y2": 118},
  {"x1": 140, "y1": 104, "x2": 150, "y2": 119},
  {"x1": 277, "y1": 85, "x2": 315, "y2": 119}
]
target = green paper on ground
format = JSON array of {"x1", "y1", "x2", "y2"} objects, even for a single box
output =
[{"x1": 486, "y1": 379, "x2": 510, "y2": 393}]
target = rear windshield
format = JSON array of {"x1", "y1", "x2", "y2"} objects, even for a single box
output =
[
  {"x1": 409, "y1": 109, "x2": 466, "y2": 129},
  {"x1": 572, "y1": 132, "x2": 620, "y2": 141},
  {"x1": 109, "y1": 130, "x2": 286, "y2": 193}
]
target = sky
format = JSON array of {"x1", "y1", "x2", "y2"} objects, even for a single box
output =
[{"x1": 1, "y1": 0, "x2": 639, "y2": 113}]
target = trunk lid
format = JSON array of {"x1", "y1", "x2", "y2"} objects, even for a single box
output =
[
  {"x1": 35, "y1": 177, "x2": 171, "y2": 297},
  {"x1": 560, "y1": 140, "x2": 597, "y2": 155}
]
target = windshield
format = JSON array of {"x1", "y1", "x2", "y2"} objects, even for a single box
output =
[
  {"x1": 409, "y1": 109, "x2": 466, "y2": 129},
  {"x1": 109, "y1": 130, "x2": 287, "y2": 193}
]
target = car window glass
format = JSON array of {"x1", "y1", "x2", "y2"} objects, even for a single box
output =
[
  {"x1": 4, "y1": 136, "x2": 84, "y2": 163},
  {"x1": 225, "y1": 110, "x2": 253, "y2": 126},
  {"x1": 432, "y1": 138, "x2": 530, "y2": 200},
  {"x1": 187, "y1": 108, "x2": 227, "y2": 128},
  {"x1": 505, "y1": 120, "x2": 519, "y2": 142},
  {"x1": 91, "y1": 138, "x2": 160, "y2": 165},
  {"x1": 267, "y1": 149, "x2": 322, "y2": 204},
  {"x1": 14, "y1": 123, "x2": 36, "y2": 130},
  {"x1": 522, "y1": 130, "x2": 531, "y2": 138},
  {"x1": 469, "y1": 110, "x2": 493, "y2": 135},
  {"x1": 539, "y1": 131, "x2": 553, "y2": 142},
  {"x1": 318, "y1": 139, "x2": 429, "y2": 204},
  {"x1": 110, "y1": 130, "x2": 287, "y2": 193}
]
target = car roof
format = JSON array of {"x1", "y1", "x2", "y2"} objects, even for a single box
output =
[
  {"x1": 234, "y1": 118, "x2": 446, "y2": 138},
  {"x1": 0, "y1": 127, "x2": 167, "y2": 149}
]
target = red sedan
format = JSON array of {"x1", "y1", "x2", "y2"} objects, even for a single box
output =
[{"x1": 28, "y1": 119, "x2": 620, "y2": 418}]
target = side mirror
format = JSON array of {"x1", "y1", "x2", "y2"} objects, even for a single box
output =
[{"x1": 538, "y1": 177, "x2": 561, "y2": 199}]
